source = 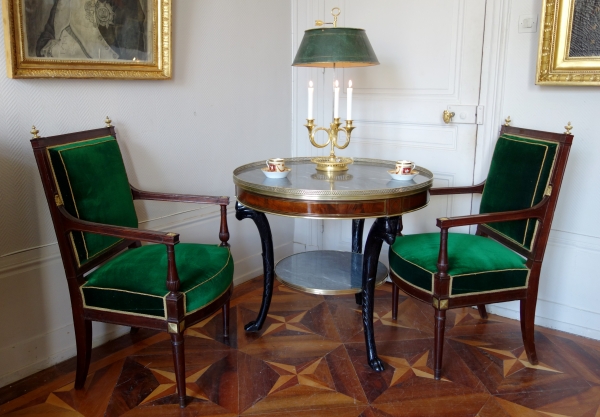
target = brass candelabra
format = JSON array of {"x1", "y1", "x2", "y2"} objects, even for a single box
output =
[{"x1": 305, "y1": 117, "x2": 355, "y2": 171}]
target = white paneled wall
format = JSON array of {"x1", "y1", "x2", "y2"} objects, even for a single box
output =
[{"x1": 0, "y1": 0, "x2": 294, "y2": 386}]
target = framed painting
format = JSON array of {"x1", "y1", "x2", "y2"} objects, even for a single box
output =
[
  {"x1": 2, "y1": 0, "x2": 171, "y2": 79},
  {"x1": 537, "y1": 0, "x2": 600, "y2": 85}
]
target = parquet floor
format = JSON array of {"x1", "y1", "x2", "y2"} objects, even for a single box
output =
[{"x1": 1, "y1": 277, "x2": 600, "y2": 416}]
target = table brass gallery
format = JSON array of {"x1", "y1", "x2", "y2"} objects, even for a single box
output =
[{"x1": 233, "y1": 157, "x2": 433, "y2": 371}]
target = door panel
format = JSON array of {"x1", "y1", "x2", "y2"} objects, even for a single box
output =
[{"x1": 292, "y1": 0, "x2": 486, "y2": 253}]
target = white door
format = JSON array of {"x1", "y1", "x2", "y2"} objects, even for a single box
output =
[{"x1": 292, "y1": 0, "x2": 487, "y2": 255}]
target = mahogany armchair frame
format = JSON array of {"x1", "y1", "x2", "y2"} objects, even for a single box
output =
[
  {"x1": 390, "y1": 125, "x2": 573, "y2": 379},
  {"x1": 31, "y1": 126, "x2": 231, "y2": 408}
]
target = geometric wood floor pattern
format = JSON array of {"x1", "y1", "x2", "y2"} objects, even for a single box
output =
[{"x1": 1, "y1": 277, "x2": 600, "y2": 416}]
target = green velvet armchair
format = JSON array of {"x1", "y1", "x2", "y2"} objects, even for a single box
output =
[
  {"x1": 388, "y1": 124, "x2": 573, "y2": 380},
  {"x1": 31, "y1": 123, "x2": 233, "y2": 408}
]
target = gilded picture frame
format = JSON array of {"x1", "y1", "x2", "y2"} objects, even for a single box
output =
[
  {"x1": 537, "y1": 0, "x2": 600, "y2": 85},
  {"x1": 2, "y1": 0, "x2": 171, "y2": 79}
]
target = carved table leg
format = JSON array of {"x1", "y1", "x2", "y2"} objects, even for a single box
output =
[
  {"x1": 352, "y1": 219, "x2": 365, "y2": 305},
  {"x1": 362, "y1": 216, "x2": 399, "y2": 372},
  {"x1": 235, "y1": 202, "x2": 274, "y2": 332}
]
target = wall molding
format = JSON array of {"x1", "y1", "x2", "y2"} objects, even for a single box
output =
[
  {"x1": 487, "y1": 299, "x2": 600, "y2": 341},
  {"x1": 0, "y1": 204, "x2": 226, "y2": 281},
  {"x1": 0, "y1": 322, "x2": 130, "y2": 389},
  {"x1": 486, "y1": 228, "x2": 600, "y2": 340},
  {"x1": 474, "y1": 0, "x2": 512, "y2": 184}
]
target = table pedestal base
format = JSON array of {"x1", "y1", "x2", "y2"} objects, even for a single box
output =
[{"x1": 236, "y1": 202, "x2": 399, "y2": 372}]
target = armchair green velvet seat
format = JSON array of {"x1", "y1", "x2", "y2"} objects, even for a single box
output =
[
  {"x1": 31, "y1": 124, "x2": 233, "y2": 408},
  {"x1": 390, "y1": 233, "x2": 529, "y2": 297},
  {"x1": 82, "y1": 243, "x2": 233, "y2": 318},
  {"x1": 389, "y1": 125, "x2": 573, "y2": 380}
]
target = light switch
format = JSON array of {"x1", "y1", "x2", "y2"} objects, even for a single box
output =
[{"x1": 519, "y1": 14, "x2": 538, "y2": 33}]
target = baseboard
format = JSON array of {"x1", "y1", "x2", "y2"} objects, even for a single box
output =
[
  {"x1": 486, "y1": 298, "x2": 600, "y2": 341},
  {"x1": 486, "y1": 229, "x2": 600, "y2": 341},
  {"x1": 0, "y1": 323, "x2": 129, "y2": 388}
]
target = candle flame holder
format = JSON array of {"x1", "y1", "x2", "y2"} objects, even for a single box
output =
[{"x1": 305, "y1": 118, "x2": 355, "y2": 171}]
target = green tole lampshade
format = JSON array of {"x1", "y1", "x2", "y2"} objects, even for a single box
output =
[{"x1": 292, "y1": 27, "x2": 379, "y2": 68}]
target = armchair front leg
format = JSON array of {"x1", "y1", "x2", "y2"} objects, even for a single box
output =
[
  {"x1": 164, "y1": 244, "x2": 187, "y2": 408},
  {"x1": 433, "y1": 227, "x2": 450, "y2": 380},
  {"x1": 219, "y1": 204, "x2": 230, "y2": 247}
]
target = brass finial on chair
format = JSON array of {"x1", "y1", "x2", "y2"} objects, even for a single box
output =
[
  {"x1": 30, "y1": 125, "x2": 40, "y2": 139},
  {"x1": 105, "y1": 116, "x2": 112, "y2": 127},
  {"x1": 504, "y1": 116, "x2": 512, "y2": 126},
  {"x1": 564, "y1": 122, "x2": 573, "y2": 135}
]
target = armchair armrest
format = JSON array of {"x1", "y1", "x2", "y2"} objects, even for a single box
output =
[
  {"x1": 130, "y1": 186, "x2": 230, "y2": 247},
  {"x1": 131, "y1": 185, "x2": 229, "y2": 205},
  {"x1": 436, "y1": 197, "x2": 549, "y2": 229},
  {"x1": 59, "y1": 206, "x2": 183, "y2": 295},
  {"x1": 430, "y1": 181, "x2": 485, "y2": 196},
  {"x1": 58, "y1": 206, "x2": 179, "y2": 245}
]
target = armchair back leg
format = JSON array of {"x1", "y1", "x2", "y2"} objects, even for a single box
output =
[
  {"x1": 433, "y1": 308, "x2": 447, "y2": 380},
  {"x1": 520, "y1": 297, "x2": 539, "y2": 365},
  {"x1": 392, "y1": 284, "x2": 399, "y2": 320},
  {"x1": 74, "y1": 318, "x2": 92, "y2": 389},
  {"x1": 223, "y1": 300, "x2": 230, "y2": 338},
  {"x1": 170, "y1": 333, "x2": 187, "y2": 408},
  {"x1": 477, "y1": 304, "x2": 488, "y2": 319}
]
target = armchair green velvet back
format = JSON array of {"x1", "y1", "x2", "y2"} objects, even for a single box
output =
[
  {"x1": 479, "y1": 134, "x2": 558, "y2": 251},
  {"x1": 47, "y1": 136, "x2": 138, "y2": 265}
]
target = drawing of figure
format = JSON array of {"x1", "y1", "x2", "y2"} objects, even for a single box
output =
[
  {"x1": 35, "y1": 0, "x2": 147, "y2": 61},
  {"x1": 570, "y1": 0, "x2": 600, "y2": 57}
]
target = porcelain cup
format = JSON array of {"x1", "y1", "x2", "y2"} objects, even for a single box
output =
[
  {"x1": 266, "y1": 158, "x2": 286, "y2": 172},
  {"x1": 395, "y1": 160, "x2": 415, "y2": 175}
]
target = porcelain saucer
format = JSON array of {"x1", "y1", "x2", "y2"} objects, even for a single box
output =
[
  {"x1": 388, "y1": 169, "x2": 419, "y2": 181},
  {"x1": 262, "y1": 167, "x2": 291, "y2": 179}
]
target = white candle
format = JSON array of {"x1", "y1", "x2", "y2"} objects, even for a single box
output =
[
  {"x1": 347, "y1": 80, "x2": 353, "y2": 120},
  {"x1": 334, "y1": 80, "x2": 340, "y2": 119},
  {"x1": 308, "y1": 81, "x2": 314, "y2": 120}
]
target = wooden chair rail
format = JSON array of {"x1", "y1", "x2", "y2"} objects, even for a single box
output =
[
  {"x1": 435, "y1": 197, "x2": 549, "y2": 229},
  {"x1": 131, "y1": 185, "x2": 229, "y2": 206},
  {"x1": 429, "y1": 180, "x2": 486, "y2": 196},
  {"x1": 58, "y1": 206, "x2": 179, "y2": 245}
]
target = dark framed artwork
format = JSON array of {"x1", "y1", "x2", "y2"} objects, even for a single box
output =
[
  {"x1": 2, "y1": 0, "x2": 171, "y2": 79},
  {"x1": 537, "y1": 0, "x2": 600, "y2": 85}
]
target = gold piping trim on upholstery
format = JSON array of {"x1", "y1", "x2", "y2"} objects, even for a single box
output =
[
  {"x1": 57, "y1": 138, "x2": 122, "y2": 260},
  {"x1": 485, "y1": 137, "x2": 549, "y2": 247},
  {"x1": 81, "y1": 285, "x2": 168, "y2": 298},
  {"x1": 80, "y1": 280, "x2": 170, "y2": 320},
  {"x1": 390, "y1": 246, "x2": 436, "y2": 274},
  {"x1": 448, "y1": 269, "x2": 531, "y2": 298},
  {"x1": 451, "y1": 267, "x2": 529, "y2": 278},
  {"x1": 183, "y1": 248, "x2": 232, "y2": 295},
  {"x1": 448, "y1": 285, "x2": 528, "y2": 298},
  {"x1": 389, "y1": 266, "x2": 434, "y2": 294},
  {"x1": 83, "y1": 304, "x2": 167, "y2": 320},
  {"x1": 48, "y1": 137, "x2": 137, "y2": 264},
  {"x1": 529, "y1": 221, "x2": 540, "y2": 250},
  {"x1": 185, "y1": 284, "x2": 232, "y2": 316},
  {"x1": 81, "y1": 246, "x2": 231, "y2": 316},
  {"x1": 80, "y1": 285, "x2": 168, "y2": 320}
]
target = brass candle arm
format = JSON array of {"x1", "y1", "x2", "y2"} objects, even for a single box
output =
[{"x1": 305, "y1": 118, "x2": 355, "y2": 171}]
